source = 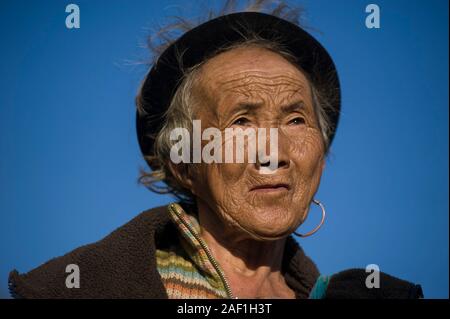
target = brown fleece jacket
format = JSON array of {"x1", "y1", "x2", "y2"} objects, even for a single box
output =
[
  {"x1": 8, "y1": 204, "x2": 424, "y2": 299},
  {"x1": 8, "y1": 204, "x2": 320, "y2": 299}
]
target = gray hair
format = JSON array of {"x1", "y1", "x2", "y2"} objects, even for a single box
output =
[{"x1": 137, "y1": 1, "x2": 334, "y2": 202}]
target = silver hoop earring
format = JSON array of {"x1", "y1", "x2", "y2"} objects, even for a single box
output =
[{"x1": 294, "y1": 199, "x2": 326, "y2": 238}]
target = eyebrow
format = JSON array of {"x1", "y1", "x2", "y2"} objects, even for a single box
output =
[
  {"x1": 227, "y1": 102, "x2": 264, "y2": 116},
  {"x1": 224, "y1": 100, "x2": 305, "y2": 119},
  {"x1": 280, "y1": 101, "x2": 305, "y2": 114}
]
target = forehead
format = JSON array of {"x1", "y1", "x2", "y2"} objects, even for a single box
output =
[{"x1": 198, "y1": 46, "x2": 311, "y2": 103}]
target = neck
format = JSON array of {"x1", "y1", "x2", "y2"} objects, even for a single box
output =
[{"x1": 196, "y1": 200, "x2": 295, "y2": 299}]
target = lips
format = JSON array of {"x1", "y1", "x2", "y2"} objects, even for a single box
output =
[{"x1": 250, "y1": 183, "x2": 290, "y2": 193}]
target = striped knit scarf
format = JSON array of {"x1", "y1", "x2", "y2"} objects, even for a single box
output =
[
  {"x1": 156, "y1": 203, "x2": 228, "y2": 299},
  {"x1": 156, "y1": 202, "x2": 328, "y2": 299}
]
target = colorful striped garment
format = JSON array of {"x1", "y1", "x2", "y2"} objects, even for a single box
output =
[
  {"x1": 156, "y1": 202, "x2": 329, "y2": 299},
  {"x1": 156, "y1": 203, "x2": 229, "y2": 299}
]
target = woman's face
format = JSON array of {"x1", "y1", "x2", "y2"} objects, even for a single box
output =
[{"x1": 185, "y1": 46, "x2": 326, "y2": 240}]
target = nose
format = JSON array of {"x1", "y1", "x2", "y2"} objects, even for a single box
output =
[
  {"x1": 258, "y1": 158, "x2": 289, "y2": 168},
  {"x1": 254, "y1": 128, "x2": 290, "y2": 172},
  {"x1": 256, "y1": 154, "x2": 290, "y2": 171}
]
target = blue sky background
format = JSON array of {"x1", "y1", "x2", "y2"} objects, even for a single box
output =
[{"x1": 0, "y1": 0, "x2": 448, "y2": 298}]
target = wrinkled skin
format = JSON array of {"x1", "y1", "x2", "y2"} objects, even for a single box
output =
[
  {"x1": 185, "y1": 46, "x2": 325, "y2": 240},
  {"x1": 171, "y1": 46, "x2": 326, "y2": 298}
]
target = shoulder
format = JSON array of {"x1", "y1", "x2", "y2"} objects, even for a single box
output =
[
  {"x1": 8, "y1": 205, "x2": 171, "y2": 299},
  {"x1": 320, "y1": 268, "x2": 424, "y2": 299}
]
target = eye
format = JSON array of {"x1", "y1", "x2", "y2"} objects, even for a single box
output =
[
  {"x1": 232, "y1": 117, "x2": 250, "y2": 126},
  {"x1": 288, "y1": 117, "x2": 305, "y2": 125}
]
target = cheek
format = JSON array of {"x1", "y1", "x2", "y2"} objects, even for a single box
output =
[
  {"x1": 288, "y1": 128, "x2": 324, "y2": 177},
  {"x1": 192, "y1": 132, "x2": 253, "y2": 204},
  {"x1": 283, "y1": 127, "x2": 324, "y2": 207},
  {"x1": 191, "y1": 162, "x2": 247, "y2": 205}
]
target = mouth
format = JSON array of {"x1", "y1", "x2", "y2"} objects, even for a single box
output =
[{"x1": 250, "y1": 183, "x2": 290, "y2": 194}]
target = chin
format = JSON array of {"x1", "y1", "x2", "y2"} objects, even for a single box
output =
[
  {"x1": 253, "y1": 206, "x2": 297, "y2": 225},
  {"x1": 247, "y1": 226, "x2": 294, "y2": 241},
  {"x1": 238, "y1": 214, "x2": 298, "y2": 240}
]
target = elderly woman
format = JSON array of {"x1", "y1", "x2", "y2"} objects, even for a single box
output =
[{"x1": 9, "y1": 5, "x2": 423, "y2": 299}]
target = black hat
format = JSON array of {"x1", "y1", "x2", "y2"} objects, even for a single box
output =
[{"x1": 137, "y1": 12, "x2": 340, "y2": 168}]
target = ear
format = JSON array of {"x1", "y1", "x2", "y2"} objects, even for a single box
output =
[{"x1": 167, "y1": 162, "x2": 195, "y2": 195}]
